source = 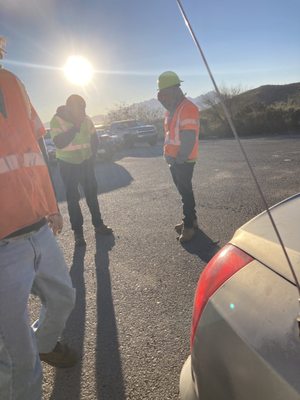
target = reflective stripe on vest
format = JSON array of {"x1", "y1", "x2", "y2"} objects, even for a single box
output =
[
  {"x1": 62, "y1": 143, "x2": 91, "y2": 152},
  {"x1": 180, "y1": 118, "x2": 199, "y2": 129},
  {"x1": 164, "y1": 99, "x2": 199, "y2": 160},
  {"x1": 164, "y1": 101, "x2": 191, "y2": 145},
  {"x1": 0, "y1": 152, "x2": 45, "y2": 174},
  {"x1": 54, "y1": 115, "x2": 91, "y2": 152},
  {"x1": 56, "y1": 116, "x2": 72, "y2": 131},
  {"x1": 165, "y1": 102, "x2": 184, "y2": 146}
]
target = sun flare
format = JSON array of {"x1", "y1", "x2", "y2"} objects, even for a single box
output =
[{"x1": 63, "y1": 55, "x2": 94, "y2": 86}]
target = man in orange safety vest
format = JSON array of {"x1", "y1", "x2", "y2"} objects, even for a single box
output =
[
  {"x1": 0, "y1": 37, "x2": 76, "y2": 400},
  {"x1": 157, "y1": 71, "x2": 200, "y2": 243}
]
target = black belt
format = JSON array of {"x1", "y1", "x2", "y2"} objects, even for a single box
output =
[{"x1": 4, "y1": 218, "x2": 47, "y2": 239}]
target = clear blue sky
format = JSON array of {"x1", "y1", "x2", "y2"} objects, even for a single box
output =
[{"x1": 1, "y1": 0, "x2": 299, "y2": 122}]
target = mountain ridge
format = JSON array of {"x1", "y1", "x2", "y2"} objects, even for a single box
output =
[{"x1": 84, "y1": 82, "x2": 300, "y2": 124}]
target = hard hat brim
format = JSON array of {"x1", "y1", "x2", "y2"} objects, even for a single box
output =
[{"x1": 157, "y1": 80, "x2": 184, "y2": 91}]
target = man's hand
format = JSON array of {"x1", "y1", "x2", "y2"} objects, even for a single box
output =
[
  {"x1": 165, "y1": 155, "x2": 176, "y2": 166},
  {"x1": 47, "y1": 213, "x2": 63, "y2": 235}
]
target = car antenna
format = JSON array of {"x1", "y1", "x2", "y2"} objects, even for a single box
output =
[{"x1": 175, "y1": 0, "x2": 300, "y2": 335}]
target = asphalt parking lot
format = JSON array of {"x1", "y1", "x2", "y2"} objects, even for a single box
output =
[{"x1": 35, "y1": 136, "x2": 300, "y2": 399}]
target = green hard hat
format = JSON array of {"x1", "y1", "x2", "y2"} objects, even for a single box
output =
[{"x1": 157, "y1": 71, "x2": 183, "y2": 90}]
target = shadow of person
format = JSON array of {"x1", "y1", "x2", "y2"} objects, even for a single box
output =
[
  {"x1": 180, "y1": 229, "x2": 220, "y2": 263},
  {"x1": 113, "y1": 143, "x2": 163, "y2": 161},
  {"x1": 94, "y1": 162, "x2": 133, "y2": 195},
  {"x1": 94, "y1": 234, "x2": 126, "y2": 400},
  {"x1": 49, "y1": 161, "x2": 134, "y2": 203},
  {"x1": 49, "y1": 245, "x2": 86, "y2": 400}
]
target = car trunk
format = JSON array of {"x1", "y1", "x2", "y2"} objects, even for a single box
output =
[{"x1": 231, "y1": 193, "x2": 300, "y2": 285}]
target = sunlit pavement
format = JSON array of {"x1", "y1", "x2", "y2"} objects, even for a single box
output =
[{"x1": 29, "y1": 137, "x2": 300, "y2": 399}]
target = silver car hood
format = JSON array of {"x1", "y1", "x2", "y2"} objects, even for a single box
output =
[{"x1": 231, "y1": 193, "x2": 300, "y2": 284}]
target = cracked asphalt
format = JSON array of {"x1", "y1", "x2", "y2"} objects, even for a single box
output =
[{"x1": 29, "y1": 136, "x2": 300, "y2": 400}]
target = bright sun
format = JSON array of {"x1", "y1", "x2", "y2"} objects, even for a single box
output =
[{"x1": 63, "y1": 55, "x2": 94, "y2": 86}]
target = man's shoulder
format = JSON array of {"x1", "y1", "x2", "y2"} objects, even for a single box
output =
[
  {"x1": 181, "y1": 98, "x2": 200, "y2": 116},
  {"x1": 50, "y1": 114, "x2": 72, "y2": 132},
  {"x1": 84, "y1": 115, "x2": 94, "y2": 124},
  {"x1": 0, "y1": 68, "x2": 16, "y2": 79},
  {"x1": 0, "y1": 68, "x2": 25, "y2": 89},
  {"x1": 184, "y1": 98, "x2": 199, "y2": 110},
  {"x1": 50, "y1": 114, "x2": 60, "y2": 126}
]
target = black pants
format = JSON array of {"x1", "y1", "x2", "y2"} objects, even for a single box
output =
[
  {"x1": 59, "y1": 158, "x2": 102, "y2": 233},
  {"x1": 170, "y1": 162, "x2": 196, "y2": 228}
]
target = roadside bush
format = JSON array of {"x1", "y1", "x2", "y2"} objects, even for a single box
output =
[
  {"x1": 201, "y1": 101, "x2": 300, "y2": 137},
  {"x1": 234, "y1": 103, "x2": 300, "y2": 135}
]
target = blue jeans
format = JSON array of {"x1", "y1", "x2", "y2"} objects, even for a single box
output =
[{"x1": 0, "y1": 225, "x2": 75, "y2": 400}]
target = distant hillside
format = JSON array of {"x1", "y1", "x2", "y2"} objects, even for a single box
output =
[
  {"x1": 201, "y1": 82, "x2": 300, "y2": 137},
  {"x1": 91, "y1": 82, "x2": 300, "y2": 136},
  {"x1": 234, "y1": 82, "x2": 300, "y2": 108}
]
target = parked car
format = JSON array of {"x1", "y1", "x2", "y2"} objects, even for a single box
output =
[
  {"x1": 180, "y1": 193, "x2": 300, "y2": 400},
  {"x1": 128, "y1": 120, "x2": 158, "y2": 145},
  {"x1": 110, "y1": 119, "x2": 158, "y2": 147},
  {"x1": 44, "y1": 129, "x2": 57, "y2": 164},
  {"x1": 109, "y1": 120, "x2": 137, "y2": 148},
  {"x1": 95, "y1": 125, "x2": 117, "y2": 161}
]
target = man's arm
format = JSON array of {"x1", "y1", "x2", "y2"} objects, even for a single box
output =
[
  {"x1": 176, "y1": 130, "x2": 196, "y2": 163},
  {"x1": 90, "y1": 132, "x2": 99, "y2": 160},
  {"x1": 52, "y1": 125, "x2": 78, "y2": 149}
]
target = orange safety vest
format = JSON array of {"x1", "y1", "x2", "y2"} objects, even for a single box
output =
[
  {"x1": 0, "y1": 68, "x2": 58, "y2": 239},
  {"x1": 163, "y1": 98, "x2": 200, "y2": 161}
]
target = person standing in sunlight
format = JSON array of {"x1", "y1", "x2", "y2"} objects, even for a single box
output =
[
  {"x1": 0, "y1": 37, "x2": 77, "y2": 400},
  {"x1": 157, "y1": 71, "x2": 200, "y2": 243},
  {"x1": 50, "y1": 94, "x2": 113, "y2": 246}
]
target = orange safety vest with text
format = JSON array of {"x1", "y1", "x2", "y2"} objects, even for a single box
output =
[
  {"x1": 0, "y1": 68, "x2": 58, "y2": 239},
  {"x1": 163, "y1": 98, "x2": 200, "y2": 161}
]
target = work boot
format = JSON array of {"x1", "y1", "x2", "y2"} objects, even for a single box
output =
[
  {"x1": 74, "y1": 232, "x2": 86, "y2": 246},
  {"x1": 39, "y1": 342, "x2": 78, "y2": 368},
  {"x1": 179, "y1": 227, "x2": 196, "y2": 243},
  {"x1": 175, "y1": 219, "x2": 198, "y2": 235},
  {"x1": 95, "y1": 223, "x2": 113, "y2": 235}
]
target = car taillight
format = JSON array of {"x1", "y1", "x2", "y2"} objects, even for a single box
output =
[{"x1": 191, "y1": 244, "x2": 253, "y2": 348}]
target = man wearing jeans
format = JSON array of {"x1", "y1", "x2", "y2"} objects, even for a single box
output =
[
  {"x1": 0, "y1": 37, "x2": 76, "y2": 400},
  {"x1": 50, "y1": 95, "x2": 112, "y2": 246},
  {"x1": 157, "y1": 71, "x2": 200, "y2": 243}
]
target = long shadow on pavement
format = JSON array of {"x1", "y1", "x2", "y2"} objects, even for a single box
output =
[
  {"x1": 49, "y1": 161, "x2": 133, "y2": 203},
  {"x1": 94, "y1": 234, "x2": 126, "y2": 400},
  {"x1": 50, "y1": 245, "x2": 86, "y2": 400},
  {"x1": 113, "y1": 143, "x2": 163, "y2": 161},
  {"x1": 180, "y1": 229, "x2": 220, "y2": 263}
]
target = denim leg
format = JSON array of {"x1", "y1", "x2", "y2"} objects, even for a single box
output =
[
  {"x1": 80, "y1": 158, "x2": 103, "y2": 228},
  {"x1": 59, "y1": 160, "x2": 84, "y2": 233},
  {"x1": 31, "y1": 226, "x2": 76, "y2": 353},
  {"x1": 0, "y1": 238, "x2": 42, "y2": 400},
  {"x1": 170, "y1": 163, "x2": 196, "y2": 227}
]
